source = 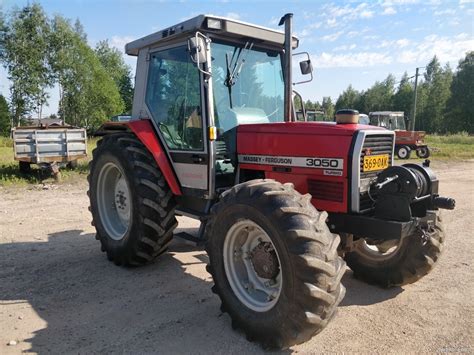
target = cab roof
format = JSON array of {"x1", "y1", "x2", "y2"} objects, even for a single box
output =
[
  {"x1": 370, "y1": 111, "x2": 404, "y2": 116},
  {"x1": 125, "y1": 14, "x2": 299, "y2": 56}
]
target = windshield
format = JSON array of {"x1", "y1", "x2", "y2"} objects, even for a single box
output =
[
  {"x1": 371, "y1": 114, "x2": 406, "y2": 130},
  {"x1": 210, "y1": 41, "x2": 284, "y2": 134},
  {"x1": 392, "y1": 115, "x2": 406, "y2": 130}
]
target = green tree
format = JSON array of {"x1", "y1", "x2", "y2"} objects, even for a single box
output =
[
  {"x1": 322, "y1": 96, "x2": 335, "y2": 120},
  {"x1": 0, "y1": 4, "x2": 53, "y2": 126},
  {"x1": 0, "y1": 94, "x2": 10, "y2": 136},
  {"x1": 49, "y1": 15, "x2": 78, "y2": 123},
  {"x1": 49, "y1": 17, "x2": 123, "y2": 128},
  {"x1": 62, "y1": 39, "x2": 124, "y2": 128},
  {"x1": 392, "y1": 72, "x2": 413, "y2": 119},
  {"x1": 418, "y1": 56, "x2": 453, "y2": 132},
  {"x1": 360, "y1": 74, "x2": 396, "y2": 113},
  {"x1": 95, "y1": 40, "x2": 134, "y2": 113},
  {"x1": 445, "y1": 51, "x2": 474, "y2": 133},
  {"x1": 335, "y1": 85, "x2": 360, "y2": 111}
]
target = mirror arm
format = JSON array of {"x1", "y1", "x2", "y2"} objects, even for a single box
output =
[
  {"x1": 188, "y1": 31, "x2": 212, "y2": 77},
  {"x1": 293, "y1": 51, "x2": 313, "y2": 85},
  {"x1": 293, "y1": 90, "x2": 305, "y2": 121}
]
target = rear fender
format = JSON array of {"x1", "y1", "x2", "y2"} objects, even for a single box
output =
[{"x1": 96, "y1": 120, "x2": 182, "y2": 196}]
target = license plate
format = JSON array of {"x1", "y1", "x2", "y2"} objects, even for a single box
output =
[{"x1": 363, "y1": 154, "x2": 389, "y2": 172}]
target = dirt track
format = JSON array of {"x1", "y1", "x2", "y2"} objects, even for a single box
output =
[{"x1": 0, "y1": 160, "x2": 473, "y2": 354}]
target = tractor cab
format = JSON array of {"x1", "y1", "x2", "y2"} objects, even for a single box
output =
[
  {"x1": 125, "y1": 14, "x2": 311, "y2": 199},
  {"x1": 369, "y1": 111, "x2": 406, "y2": 130}
]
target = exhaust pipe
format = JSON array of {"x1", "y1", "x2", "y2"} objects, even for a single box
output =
[{"x1": 279, "y1": 13, "x2": 293, "y2": 122}]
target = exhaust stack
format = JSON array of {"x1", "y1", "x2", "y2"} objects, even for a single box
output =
[{"x1": 279, "y1": 13, "x2": 293, "y2": 122}]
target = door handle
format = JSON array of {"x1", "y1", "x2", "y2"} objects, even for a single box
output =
[{"x1": 191, "y1": 154, "x2": 204, "y2": 163}]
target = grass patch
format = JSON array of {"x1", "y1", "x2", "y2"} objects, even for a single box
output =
[
  {"x1": 0, "y1": 137, "x2": 97, "y2": 186},
  {"x1": 425, "y1": 133, "x2": 474, "y2": 159}
]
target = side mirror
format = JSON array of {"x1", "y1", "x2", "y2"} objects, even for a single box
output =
[
  {"x1": 188, "y1": 36, "x2": 207, "y2": 64},
  {"x1": 292, "y1": 52, "x2": 313, "y2": 85},
  {"x1": 299, "y1": 59, "x2": 313, "y2": 75}
]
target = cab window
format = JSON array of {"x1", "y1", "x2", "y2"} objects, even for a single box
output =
[{"x1": 145, "y1": 46, "x2": 204, "y2": 151}]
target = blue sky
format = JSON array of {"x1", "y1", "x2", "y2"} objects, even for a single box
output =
[{"x1": 0, "y1": 0, "x2": 473, "y2": 116}]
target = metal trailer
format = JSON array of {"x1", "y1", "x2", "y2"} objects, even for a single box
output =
[{"x1": 12, "y1": 126, "x2": 87, "y2": 179}]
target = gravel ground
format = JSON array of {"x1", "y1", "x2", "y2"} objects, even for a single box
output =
[{"x1": 0, "y1": 160, "x2": 473, "y2": 354}]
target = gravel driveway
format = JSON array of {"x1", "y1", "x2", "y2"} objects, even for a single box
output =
[{"x1": 0, "y1": 160, "x2": 473, "y2": 354}]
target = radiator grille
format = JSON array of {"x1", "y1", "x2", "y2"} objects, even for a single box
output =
[
  {"x1": 308, "y1": 179, "x2": 344, "y2": 203},
  {"x1": 358, "y1": 134, "x2": 393, "y2": 212},
  {"x1": 359, "y1": 134, "x2": 394, "y2": 179}
]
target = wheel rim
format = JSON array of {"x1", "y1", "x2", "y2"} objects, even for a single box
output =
[
  {"x1": 418, "y1": 148, "x2": 427, "y2": 157},
  {"x1": 223, "y1": 220, "x2": 283, "y2": 312},
  {"x1": 399, "y1": 147, "x2": 408, "y2": 158},
  {"x1": 97, "y1": 162, "x2": 131, "y2": 241},
  {"x1": 356, "y1": 239, "x2": 402, "y2": 261}
]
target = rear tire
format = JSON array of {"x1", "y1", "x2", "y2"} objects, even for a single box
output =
[
  {"x1": 205, "y1": 179, "x2": 346, "y2": 349},
  {"x1": 344, "y1": 214, "x2": 444, "y2": 287},
  {"x1": 19, "y1": 161, "x2": 31, "y2": 174},
  {"x1": 416, "y1": 146, "x2": 430, "y2": 159},
  {"x1": 396, "y1": 145, "x2": 411, "y2": 159},
  {"x1": 67, "y1": 160, "x2": 78, "y2": 169},
  {"x1": 88, "y1": 133, "x2": 177, "y2": 266}
]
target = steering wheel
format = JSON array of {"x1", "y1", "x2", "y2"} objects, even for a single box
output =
[{"x1": 265, "y1": 107, "x2": 280, "y2": 121}]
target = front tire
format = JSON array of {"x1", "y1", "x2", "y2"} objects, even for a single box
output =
[
  {"x1": 344, "y1": 214, "x2": 444, "y2": 287},
  {"x1": 416, "y1": 146, "x2": 430, "y2": 159},
  {"x1": 205, "y1": 180, "x2": 346, "y2": 349},
  {"x1": 19, "y1": 161, "x2": 31, "y2": 174},
  {"x1": 396, "y1": 145, "x2": 411, "y2": 159},
  {"x1": 88, "y1": 133, "x2": 178, "y2": 266}
]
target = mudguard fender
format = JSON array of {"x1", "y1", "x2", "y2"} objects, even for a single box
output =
[{"x1": 96, "y1": 120, "x2": 182, "y2": 196}]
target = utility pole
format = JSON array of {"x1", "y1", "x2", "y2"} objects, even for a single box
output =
[{"x1": 411, "y1": 67, "x2": 423, "y2": 131}]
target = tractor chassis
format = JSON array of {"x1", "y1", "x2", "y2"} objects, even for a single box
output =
[{"x1": 327, "y1": 211, "x2": 437, "y2": 242}]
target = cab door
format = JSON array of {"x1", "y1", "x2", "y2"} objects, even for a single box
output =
[{"x1": 144, "y1": 44, "x2": 209, "y2": 195}]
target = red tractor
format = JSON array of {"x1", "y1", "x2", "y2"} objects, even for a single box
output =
[
  {"x1": 369, "y1": 111, "x2": 430, "y2": 159},
  {"x1": 88, "y1": 14, "x2": 455, "y2": 349}
]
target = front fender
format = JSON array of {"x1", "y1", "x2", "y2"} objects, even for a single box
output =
[{"x1": 96, "y1": 120, "x2": 182, "y2": 196}]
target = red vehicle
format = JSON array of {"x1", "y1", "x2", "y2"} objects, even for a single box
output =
[
  {"x1": 369, "y1": 111, "x2": 430, "y2": 159},
  {"x1": 88, "y1": 14, "x2": 455, "y2": 349}
]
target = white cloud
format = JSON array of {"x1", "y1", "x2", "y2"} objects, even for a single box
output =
[
  {"x1": 379, "y1": 38, "x2": 411, "y2": 48},
  {"x1": 110, "y1": 35, "x2": 135, "y2": 52},
  {"x1": 360, "y1": 10, "x2": 374, "y2": 18},
  {"x1": 434, "y1": 9, "x2": 456, "y2": 16},
  {"x1": 396, "y1": 38, "x2": 410, "y2": 47},
  {"x1": 382, "y1": 7, "x2": 397, "y2": 15},
  {"x1": 332, "y1": 44, "x2": 357, "y2": 51},
  {"x1": 321, "y1": 31, "x2": 344, "y2": 42},
  {"x1": 398, "y1": 34, "x2": 474, "y2": 64},
  {"x1": 382, "y1": 0, "x2": 419, "y2": 5},
  {"x1": 312, "y1": 32, "x2": 472, "y2": 69},
  {"x1": 320, "y1": 2, "x2": 377, "y2": 27},
  {"x1": 326, "y1": 18, "x2": 337, "y2": 28},
  {"x1": 225, "y1": 12, "x2": 241, "y2": 20},
  {"x1": 346, "y1": 28, "x2": 370, "y2": 38},
  {"x1": 311, "y1": 52, "x2": 392, "y2": 68}
]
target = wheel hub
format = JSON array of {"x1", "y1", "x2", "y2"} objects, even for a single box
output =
[
  {"x1": 223, "y1": 220, "x2": 283, "y2": 312},
  {"x1": 97, "y1": 162, "x2": 131, "y2": 241},
  {"x1": 250, "y1": 242, "x2": 280, "y2": 279},
  {"x1": 114, "y1": 177, "x2": 130, "y2": 223}
]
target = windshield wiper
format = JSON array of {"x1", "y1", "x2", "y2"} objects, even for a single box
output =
[{"x1": 224, "y1": 41, "x2": 254, "y2": 108}]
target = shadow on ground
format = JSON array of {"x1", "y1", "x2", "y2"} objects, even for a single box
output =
[{"x1": 0, "y1": 227, "x2": 401, "y2": 353}]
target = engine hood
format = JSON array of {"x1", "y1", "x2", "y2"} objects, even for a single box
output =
[{"x1": 237, "y1": 121, "x2": 387, "y2": 136}]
